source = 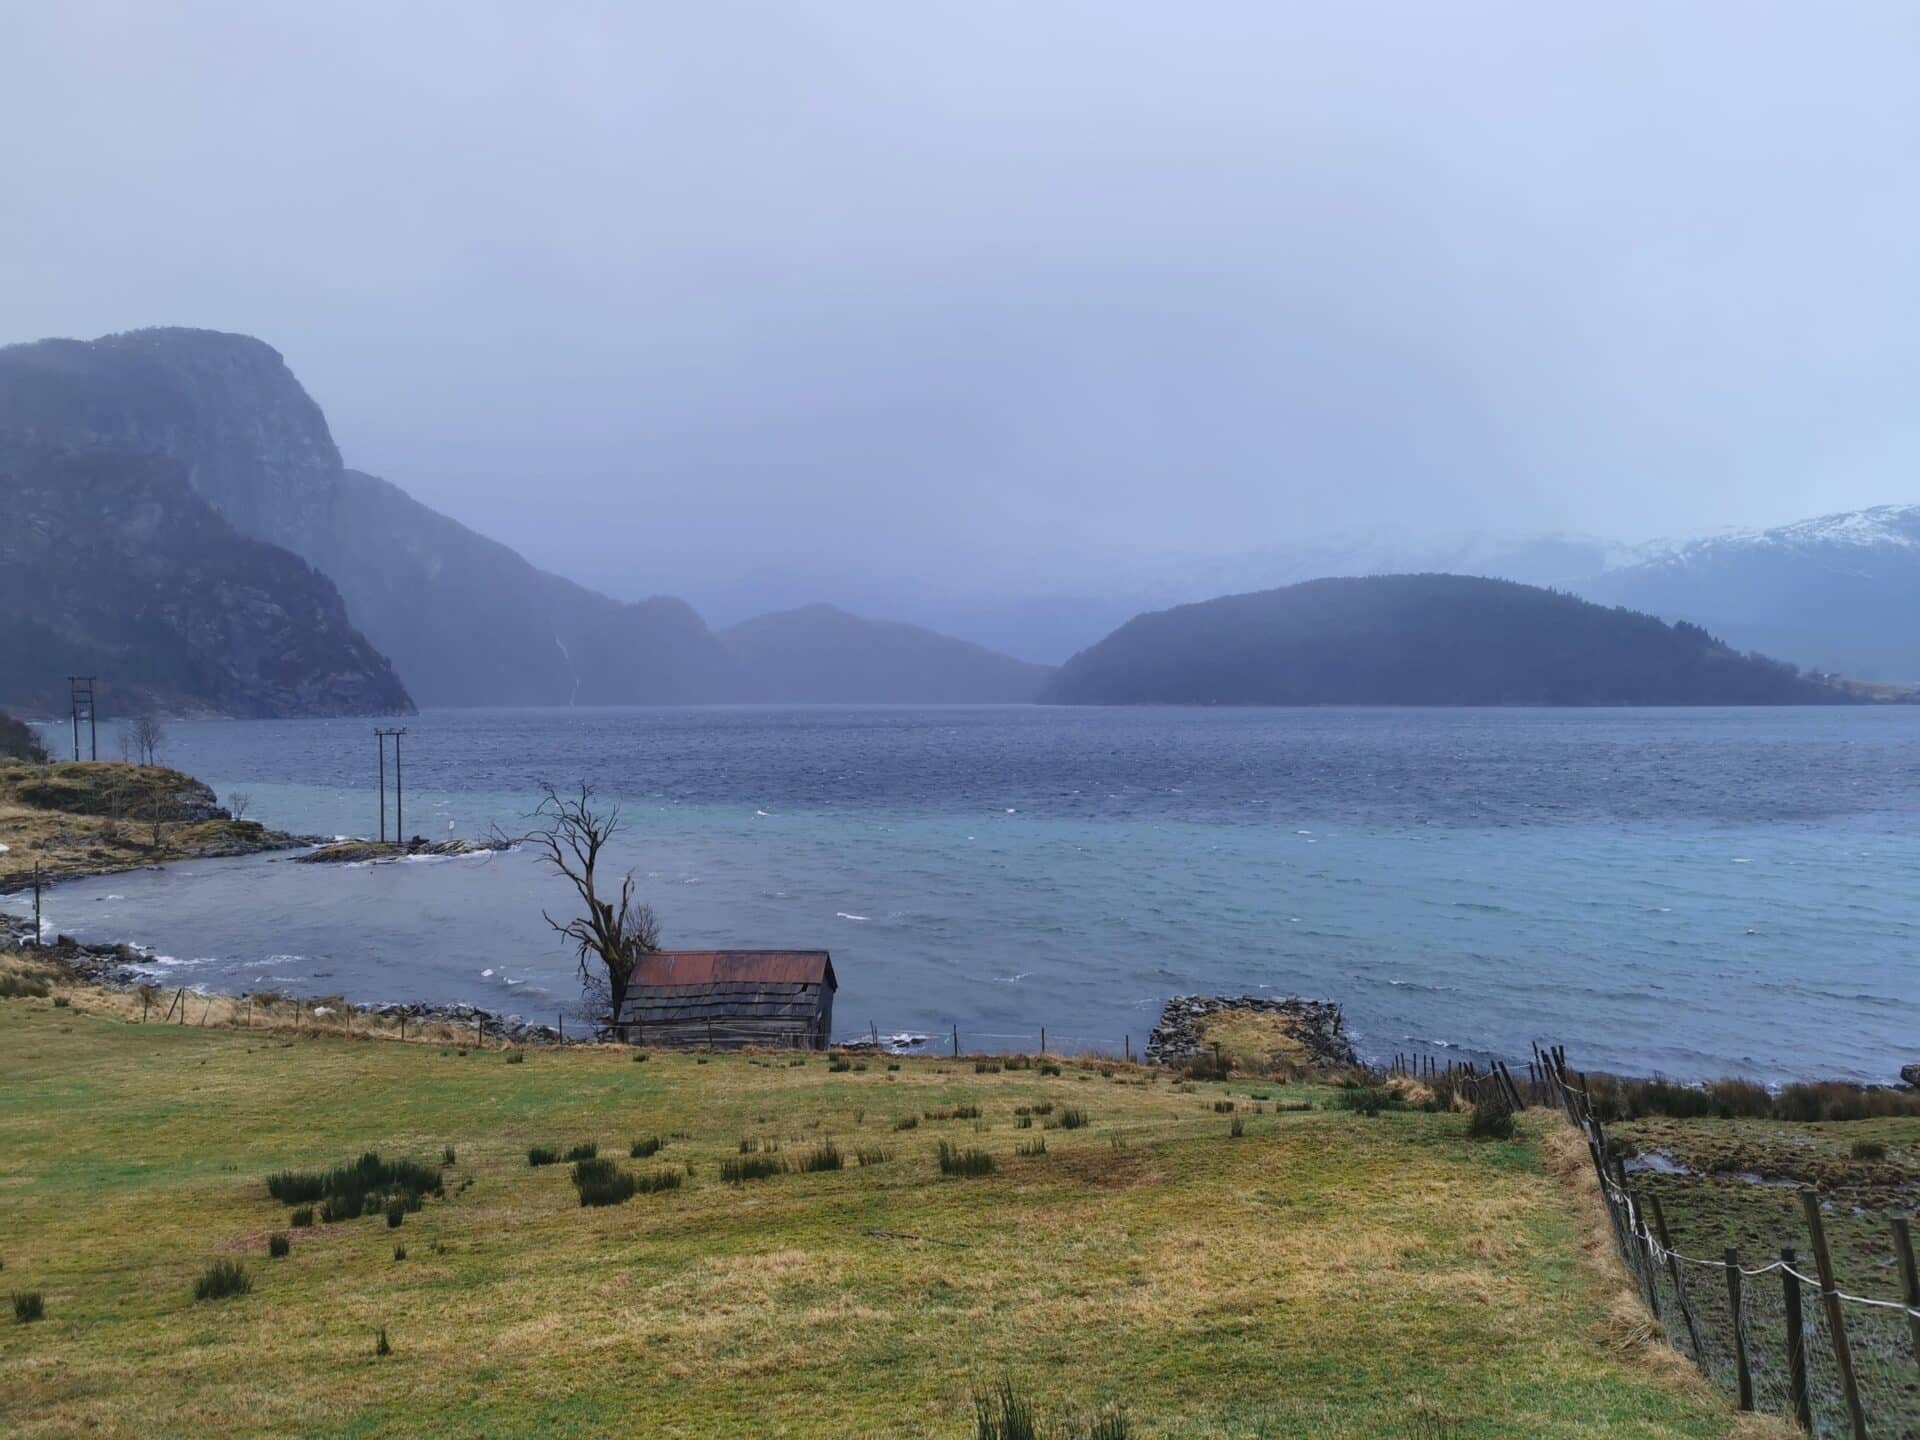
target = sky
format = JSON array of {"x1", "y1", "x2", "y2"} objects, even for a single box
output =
[{"x1": 3, "y1": 2, "x2": 1918, "y2": 629}]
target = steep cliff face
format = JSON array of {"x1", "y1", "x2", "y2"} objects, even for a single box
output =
[
  {"x1": 0, "y1": 329, "x2": 748, "y2": 707},
  {"x1": 0, "y1": 447, "x2": 413, "y2": 718}
]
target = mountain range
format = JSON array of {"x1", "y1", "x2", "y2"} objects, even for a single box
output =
[{"x1": 0, "y1": 329, "x2": 1051, "y2": 715}]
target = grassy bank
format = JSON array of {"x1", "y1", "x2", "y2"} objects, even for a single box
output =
[
  {"x1": 0, "y1": 990, "x2": 1764, "y2": 1439},
  {"x1": 0, "y1": 759, "x2": 296, "y2": 891}
]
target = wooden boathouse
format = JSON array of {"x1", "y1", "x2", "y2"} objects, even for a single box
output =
[{"x1": 614, "y1": 950, "x2": 837, "y2": 1049}]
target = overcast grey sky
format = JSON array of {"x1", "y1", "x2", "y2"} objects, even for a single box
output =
[{"x1": 3, "y1": 2, "x2": 1917, "y2": 611}]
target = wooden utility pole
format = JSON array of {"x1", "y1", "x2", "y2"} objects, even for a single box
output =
[{"x1": 68, "y1": 676, "x2": 96, "y2": 761}]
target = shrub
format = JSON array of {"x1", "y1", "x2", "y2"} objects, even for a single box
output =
[
  {"x1": 386, "y1": 1200, "x2": 405, "y2": 1228},
  {"x1": 856, "y1": 1147, "x2": 892, "y2": 1166},
  {"x1": 630, "y1": 1137, "x2": 664, "y2": 1159},
  {"x1": 1229, "y1": 1116, "x2": 1245, "y2": 1138},
  {"x1": 1058, "y1": 1109, "x2": 1088, "y2": 1130},
  {"x1": 1017, "y1": 1137, "x2": 1047, "y2": 1157},
  {"x1": 799, "y1": 1142, "x2": 844, "y2": 1173},
  {"x1": 937, "y1": 1141, "x2": 994, "y2": 1177},
  {"x1": 193, "y1": 1260, "x2": 252, "y2": 1302},
  {"x1": 0, "y1": 974, "x2": 51, "y2": 999},
  {"x1": 1467, "y1": 1091, "x2": 1517, "y2": 1141},
  {"x1": 1851, "y1": 1139, "x2": 1887, "y2": 1162},
  {"x1": 893, "y1": 1114, "x2": 920, "y2": 1131},
  {"x1": 563, "y1": 1142, "x2": 598, "y2": 1162},
  {"x1": 720, "y1": 1153, "x2": 785, "y2": 1184},
  {"x1": 289, "y1": 1206, "x2": 314, "y2": 1228},
  {"x1": 268, "y1": 1234, "x2": 290, "y2": 1258},
  {"x1": 13, "y1": 1292, "x2": 45, "y2": 1323}
]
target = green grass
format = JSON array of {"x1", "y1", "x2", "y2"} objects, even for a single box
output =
[{"x1": 0, "y1": 998, "x2": 1753, "y2": 1439}]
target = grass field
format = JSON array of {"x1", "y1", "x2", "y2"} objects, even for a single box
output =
[{"x1": 0, "y1": 992, "x2": 1767, "y2": 1440}]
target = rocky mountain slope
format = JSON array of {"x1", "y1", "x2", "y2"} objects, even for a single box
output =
[
  {"x1": 1576, "y1": 507, "x2": 1920, "y2": 683},
  {"x1": 719, "y1": 604, "x2": 1051, "y2": 703},
  {"x1": 1043, "y1": 574, "x2": 1864, "y2": 707},
  {"x1": 0, "y1": 445, "x2": 412, "y2": 718}
]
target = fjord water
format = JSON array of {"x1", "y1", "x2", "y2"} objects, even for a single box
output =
[{"x1": 18, "y1": 706, "x2": 1918, "y2": 1082}]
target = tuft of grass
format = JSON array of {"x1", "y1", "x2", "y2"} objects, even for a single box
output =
[
  {"x1": 266, "y1": 1153, "x2": 444, "y2": 1221},
  {"x1": 392, "y1": 1244, "x2": 406, "y2": 1261},
  {"x1": 937, "y1": 1141, "x2": 994, "y2": 1178},
  {"x1": 193, "y1": 1259, "x2": 252, "y2": 1302},
  {"x1": 975, "y1": 1060, "x2": 1001, "y2": 1074},
  {"x1": 571, "y1": 1157, "x2": 638, "y2": 1207},
  {"x1": 505, "y1": 1051, "x2": 524, "y2": 1064},
  {"x1": 633, "y1": 1169, "x2": 683, "y2": 1195},
  {"x1": 1467, "y1": 1092, "x2": 1517, "y2": 1141},
  {"x1": 893, "y1": 1114, "x2": 920, "y2": 1131},
  {"x1": 1335, "y1": 1087, "x2": 1401, "y2": 1118},
  {"x1": 268, "y1": 1233, "x2": 290, "y2": 1258},
  {"x1": 1014, "y1": 1114, "x2": 1033, "y2": 1129},
  {"x1": 1057, "y1": 1108, "x2": 1088, "y2": 1130},
  {"x1": 1017, "y1": 1137, "x2": 1047, "y2": 1157},
  {"x1": 1229, "y1": 1115, "x2": 1245, "y2": 1138},
  {"x1": 386, "y1": 1200, "x2": 405, "y2": 1228},
  {"x1": 1039, "y1": 1063, "x2": 1061, "y2": 1077},
  {"x1": 855, "y1": 1147, "x2": 892, "y2": 1166},
  {"x1": 442, "y1": 1146, "x2": 456, "y2": 1166},
  {"x1": 828, "y1": 1057, "x2": 852, "y2": 1073},
  {"x1": 0, "y1": 974, "x2": 51, "y2": 999},
  {"x1": 1850, "y1": 1138, "x2": 1887, "y2": 1162},
  {"x1": 1212, "y1": 1100, "x2": 1235, "y2": 1113},
  {"x1": 630, "y1": 1136, "x2": 664, "y2": 1159},
  {"x1": 52, "y1": 995, "x2": 70, "y2": 1008},
  {"x1": 13, "y1": 1291, "x2": 45, "y2": 1323},
  {"x1": 798, "y1": 1141, "x2": 843, "y2": 1173},
  {"x1": 973, "y1": 1375, "x2": 1038, "y2": 1440},
  {"x1": 527, "y1": 1145, "x2": 559, "y2": 1166},
  {"x1": 631, "y1": 1051, "x2": 649, "y2": 1062},
  {"x1": 563, "y1": 1142, "x2": 598, "y2": 1162},
  {"x1": 375, "y1": 1327, "x2": 391, "y2": 1356},
  {"x1": 719, "y1": 1153, "x2": 785, "y2": 1184},
  {"x1": 289, "y1": 1206, "x2": 314, "y2": 1228},
  {"x1": 1030, "y1": 1102, "x2": 1054, "y2": 1116}
]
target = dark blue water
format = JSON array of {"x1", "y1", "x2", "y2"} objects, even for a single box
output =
[{"x1": 13, "y1": 706, "x2": 1918, "y2": 1081}]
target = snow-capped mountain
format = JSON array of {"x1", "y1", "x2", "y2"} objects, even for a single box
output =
[{"x1": 1576, "y1": 505, "x2": 1920, "y2": 683}]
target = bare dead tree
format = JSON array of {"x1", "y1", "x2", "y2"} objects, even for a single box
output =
[
  {"x1": 227, "y1": 791, "x2": 253, "y2": 822},
  {"x1": 528, "y1": 782, "x2": 659, "y2": 1031},
  {"x1": 122, "y1": 713, "x2": 165, "y2": 767},
  {"x1": 145, "y1": 789, "x2": 177, "y2": 852}
]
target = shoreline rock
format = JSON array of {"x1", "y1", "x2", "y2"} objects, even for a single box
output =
[
  {"x1": 296, "y1": 835, "x2": 514, "y2": 865},
  {"x1": 1146, "y1": 994, "x2": 1357, "y2": 1070}
]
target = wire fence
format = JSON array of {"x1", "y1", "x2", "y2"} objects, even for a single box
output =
[{"x1": 1535, "y1": 1046, "x2": 1920, "y2": 1439}]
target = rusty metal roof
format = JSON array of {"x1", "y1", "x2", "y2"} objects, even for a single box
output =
[{"x1": 634, "y1": 950, "x2": 835, "y2": 991}]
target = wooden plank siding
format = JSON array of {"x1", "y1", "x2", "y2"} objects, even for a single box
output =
[{"x1": 613, "y1": 951, "x2": 836, "y2": 1049}]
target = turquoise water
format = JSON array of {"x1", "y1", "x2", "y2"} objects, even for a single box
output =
[{"x1": 15, "y1": 706, "x2": 1918, "y2": 1081}]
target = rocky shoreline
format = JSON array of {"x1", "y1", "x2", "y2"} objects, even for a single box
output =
[{"x1": 1146, "y1": 994, "x2": 1358, "y2": 1069}]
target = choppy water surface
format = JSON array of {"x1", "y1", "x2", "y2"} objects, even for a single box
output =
[{"x1": 12, "y1": 706, "x2": 1917, "y2": 1081}]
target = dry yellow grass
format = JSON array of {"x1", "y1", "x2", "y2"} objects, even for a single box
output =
[{"x1": 0, "y1": 983, "x2": 1760, "y2": 1440}]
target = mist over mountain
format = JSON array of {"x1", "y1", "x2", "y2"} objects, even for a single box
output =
[
  {"x1": 1572, "y1": 508, "x2": 1920, "y2": 684},
  {"x1": 1043, "y1": 574, "x2": 1860, "y2": 708},
  {"x1": 0, "y1": 328, "x2": 1043, "y2": 711},
  {"x1": 720, "y1": 605, "x2": 1050, "y2": 704}
]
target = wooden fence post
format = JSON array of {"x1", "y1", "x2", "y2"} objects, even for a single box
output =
[
  {"x1": 1724, "y1": 1247, "x2": 1753, "y2": 1411},
  {"x1": 952, "y1": 1025, "x2": 958, "y2": 1058},
  {"x1": 1800, "y1": 1192, "x2": 1868, "y2": 1440},
  {"x1": 1647, "y1": 1194, "x2": 1705, "y2": 1361},
  {"x1": 475, "y1": 1012, "x2": 482, "y2": 1048},
  {"x1": 1039, "y1": 1026, "x2": 1045, "y2": 1054},
  {"x1": 1781, "y1": 1246, "x2": 1813, "y2": 1433},
  {"x1": 1892, "y1": 1214, "x2": 1920, "y2": 1372}
]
